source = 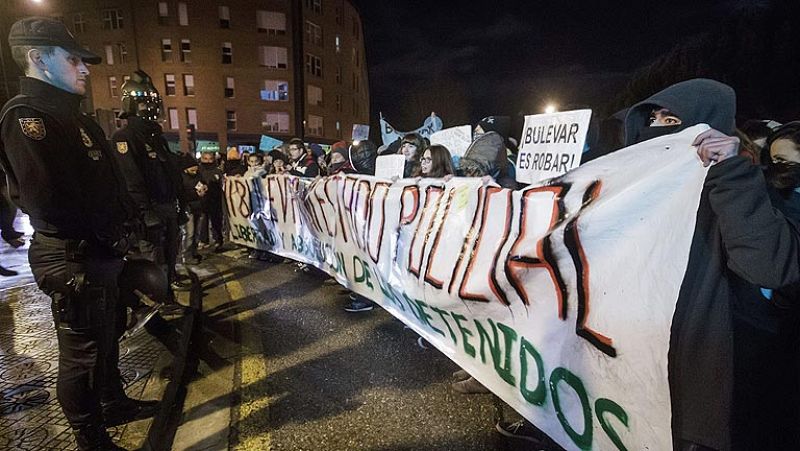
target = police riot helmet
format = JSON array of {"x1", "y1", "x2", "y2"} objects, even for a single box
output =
[
  {"x1": 121, "y1": 70, "x2": 164, "y2": 122},
  {"x1": 118, "y1": 259, "x2": 169, "y2": 308}
]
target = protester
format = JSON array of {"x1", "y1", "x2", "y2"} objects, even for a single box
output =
[
  {"x1": 414, "y1": 144, "x2": 455, "y2": 178},
  {"x1": 327, "y1": 141, "x2": 355, "y2": 175},
  {"x1": 178, "y1": 154, "x2": 205, "y2": 266},
  {"x1": 617, "y1": 78, "x2": 800, "y2": 451},
  {"x1": 198, "y1": 151, "x2": 225, "y2": 253},
  {"x1": 396, "y1": 133, "x2": 424, "y2": 178},
  {"x1": 287, "y1": 138, "x2": 320, "y2": 177},
  {"x1": 224, "y1": 147, "x2": 246, "y2": 177},
  {"x1": 270, "y1": 150, "x2": 289, "y2": 175}
]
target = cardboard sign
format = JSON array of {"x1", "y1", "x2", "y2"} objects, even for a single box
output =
[
  {"x1": 259, "y1": 135, "x2": 283, "y2": 151},
  {"x1": 516, "y1": 109, "x2": 592, "y2": 183},
  {"x1": 352, "y1": 124, "x2": 370, "y2": 141},
  {"x1": 429, "y1": 125, "x2": 473, "y2": 157},
  {"x1": 374, "y1": 154, "x2": 407, "y2": 179}
]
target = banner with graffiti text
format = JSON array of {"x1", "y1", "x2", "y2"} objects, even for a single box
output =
[{"x1": 224, "y1": 125, "x2": 711, "y2": 451}]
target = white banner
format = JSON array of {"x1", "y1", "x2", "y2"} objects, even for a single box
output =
[
  {"x1": 429, "y1": 125, "x2": 473, "y2": 157},
  {"x1": 380, "y1": 112, "x2": 444, "y2": 145},
  {"x1": 226, "y1": 126, "x2": 711, "y2": 451},
  {"x1": 516, "y1": 109, "x2": 593, "y2": 183}
]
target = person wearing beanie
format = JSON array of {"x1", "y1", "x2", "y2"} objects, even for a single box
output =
[{"x1": 327, "y1": 141, "x2": 355, "y2": 175}]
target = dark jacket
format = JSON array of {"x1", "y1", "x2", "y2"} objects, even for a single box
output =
[
  {"x1": 289, "y1": 152, "x2": 319, "y2": 178},
  {"x1": 177, "y1": 153, "x2": 202, "y2": 212},
  {"x1": 198, "y1": 163, "x2": 224, "y2": 209},
  {"x1": 0, "y1": 77, "x2": 134, "y2": 244},
  {"x1": 112, "y1": 116, "x2": 181, "y2": 209}
]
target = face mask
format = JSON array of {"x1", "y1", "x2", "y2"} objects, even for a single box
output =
[
  {"x1": 765, "y1": 161, "x2": 800, "y2": 194},
  {"x1": 634, "y1": 124, "x2": 683, "y2": 144},
  {"x1": 200, "y1": 162, "x2": 215, "y2": 167}
]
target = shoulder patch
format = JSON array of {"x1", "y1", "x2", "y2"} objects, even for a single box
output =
[
  {"x1": 80, "y1": 128, "x2": 93, "y2": 147},
  {"x1": 18, "y1": 118, "x2": 46, "y2": 140},
  {"x1": 116, "y1": 141, "x2": 129, "y2": 154}
]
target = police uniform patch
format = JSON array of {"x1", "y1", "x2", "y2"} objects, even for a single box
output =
[
  {"x1": 116, "y1": 141, "x2": 129, "y2": 154},
  {"x1": 87, "y1": 150, "x2": 102, "y2": 161},
  {"x1": 18, "y1": 118, "x2": 46, "y2": 140},
  {"x1": 80, "y1": 128, "x2": 93, "y2": 147}
]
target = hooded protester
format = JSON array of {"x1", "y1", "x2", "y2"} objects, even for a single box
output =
[
  {"x1": 327, "y1": 141, "x2": 355, "y2": 175},
  {"x1": 622, "y1": 78, "x2": 800, "y2": 451}
]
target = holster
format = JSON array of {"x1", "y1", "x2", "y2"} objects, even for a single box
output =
[{"x1": 51, "y1": 240, "x2": 108, "y2": 330}]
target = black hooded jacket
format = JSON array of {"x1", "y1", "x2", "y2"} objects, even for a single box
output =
[
  {"x1": 624, "y1": 79, "x2": 800, "y2": 450},
  {"x1": 624, "y1": 78, "x2": 736, "y2": 146}
]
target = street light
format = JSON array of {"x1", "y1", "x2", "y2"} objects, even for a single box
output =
[{"x1": 544, "y1": 104, "x2": 558, "y2": 114}]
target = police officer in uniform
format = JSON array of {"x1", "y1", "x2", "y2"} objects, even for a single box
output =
[
  {"x1": 112, "y1": 70, "x2": 183, "y2": 290},
  {"x1": 0, "y1": 17, "x2": 155, "y2": 450}
]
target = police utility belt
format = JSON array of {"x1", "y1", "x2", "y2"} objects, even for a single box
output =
[{"x1": 35, "y1": 233, "x2": 115, "y2": 330}]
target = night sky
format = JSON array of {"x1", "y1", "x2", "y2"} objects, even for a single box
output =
[{"x1": 352, "y1": 0, "x2": 756, "y2": 134}]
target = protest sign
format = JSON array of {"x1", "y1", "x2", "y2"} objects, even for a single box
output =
[
  {"x1": 259, "y1": 135, "x2": 283, "y2": 151},
  {"x1": 374, "y1": 154, "x2": 406, "y2": 179},
  {"x1": 516, "y1": 109, "x2": 592, "y2": 184},
  {"x1": 226, "y1": 126, "x2": 711, "y2": 451},
  {"x1": 352, "y1": 124, "x2": 370, "y2": 141},
  {"x1": 429, "y1": 125, "x2": 473, "y2": 157},
  {"x1": 380, "y1": 112, "x2": 444, "y2": 145}
]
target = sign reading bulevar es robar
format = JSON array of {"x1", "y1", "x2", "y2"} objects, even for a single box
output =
[
  {"x1": 225, "y1": 126, "x2": 712, "y2": 451},
  {"x1": 516, "y1": 109, "x2": 593, "y2": 184}
]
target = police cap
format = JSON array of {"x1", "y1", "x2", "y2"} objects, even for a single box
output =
[{"x1": 8, "y1": 16, "x2": 101, "y2": 64}]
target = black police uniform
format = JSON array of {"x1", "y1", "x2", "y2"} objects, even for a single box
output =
[
  {"x1": 0, "y1": 77, "x2": 136, "y2": 446},
  {"x1": 112, "y1": 115, "x2": 182, "y2": 284}
]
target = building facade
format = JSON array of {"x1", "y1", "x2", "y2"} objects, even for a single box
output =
[{"x1": 0, "y1": 0, "x2": 370, "y2": 150}]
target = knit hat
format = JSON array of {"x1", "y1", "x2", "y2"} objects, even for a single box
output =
[{"x1": 477, "y1": 116, "x2": 511, "y2": 139}]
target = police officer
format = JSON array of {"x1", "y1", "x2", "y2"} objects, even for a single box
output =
[
  {"x1": 0, "y1": 17, "x2": 154, "y2": 450},
  {"x1": 112, "y1": 70, "x2": 183, "y2": 290}
]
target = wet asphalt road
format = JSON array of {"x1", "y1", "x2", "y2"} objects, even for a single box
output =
[{"x1": 206, "y1": 253, "x2": 541, "y2": 451}]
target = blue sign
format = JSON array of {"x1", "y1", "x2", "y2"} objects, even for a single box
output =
[{"x1": 259, "y1": 135, "x2": 284, "y2": 151}]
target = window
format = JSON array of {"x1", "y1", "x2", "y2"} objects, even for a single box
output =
[
  {"x1": 73, "y1": 13, "x2": 86, "y2": 33},
  {"x1": 225, "y1": 77, "x2": 234, "y2": 98},
  {"x1": 307, "y1": 114, "x2": 324, "y2": 137},
  {"x1": 259, "y1": 46, "x2": 288, "y2": 69},
  {"x1": 102, "y1": 9, "x2": 124, "y2": 30},
  {"x1": 226, "y1": 111, "x2": 237, "y2": 131},
  {"x1": 104, "y1": 45, "x2": 114, "y2": 65},
  {"x1": 335, "y1": 65, "x2": 342, "y2": 84},
  {"x1": 335, "y1": 7, "x2": 342, "y2": 26},
  {"x1": 178, "y1": 2, "x2": 188, "y2": 26},
  {"x1": 262, "y1": 112, "x2": 289, "y2": 133},
  {"x1": 335, "y1": 121, "x2": 342, "y2": 138},
  {"x1": 109, "y1": 76, "x2": 118, "y2": 97},
  {"x1": 117, "y1": 43, "x2": 128, "y2": 64},
  {"x1": 257, "y1": 11, "x2": 286, "y2": 35},
  {"x1": 305, "y1": 0, "x2": 322, "y2": 14},
  {"x1": 113, "y1": 108, "x2": 123, "y2": 129},
  {"x1": 183, "y1": 74, "x2": 195, "y2": 96},
  {"x1": 222, "y1": 42, "x2": 232, "y2": 64},
  {"x1": 352, "y1": 48, "x2": 360, "y2": 67},
  {"x1": 158, "y1": 2, "x2": 169, "y2": 25},
  {"x1": 305, "y1": 21, "x2": 323, "y2": 46},
  {"x1": 219, "y1": 6, "x2": 230, "y2": 28},
  {"x1": 335, "y1": 93, "x2": 342, "y2": 112},
  {"x1": 352, "y1": 16, "x2": 359, "y2": 39},
  {"x1": 305, "y1": 53, "x2": 322, "y2": 77},
  {"x1": 261, "y1": 80, "x2": 289, "y2": 101},
  {"x1": 352, "y1": 73, "x2": 359, "y2": 92},
  {"x1": 307, "y1": 85, "x2": 323, "y2": 106},
  {"x1": 168, "y1": 108, "x2": 179, "y2": 129},
  {"x1": 186, "y1": 108, "x2": 197, "y2": 128},
  {"x1": 335, "y1": 35, "x2": 341, "y2": 53},
  {"x1": 164, "y1": 74, "x2": 176, "y2": 96},
  {"x1": 161, "y1": 39, "x2": 173, "y2": 62},
  {"x1": 180, "y1": 39, "x2": 191, "y2": 62}
]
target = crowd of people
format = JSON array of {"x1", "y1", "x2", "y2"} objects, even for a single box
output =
[{"x1": 2, "y1": 15, "x2": 800, "y2": 451}]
